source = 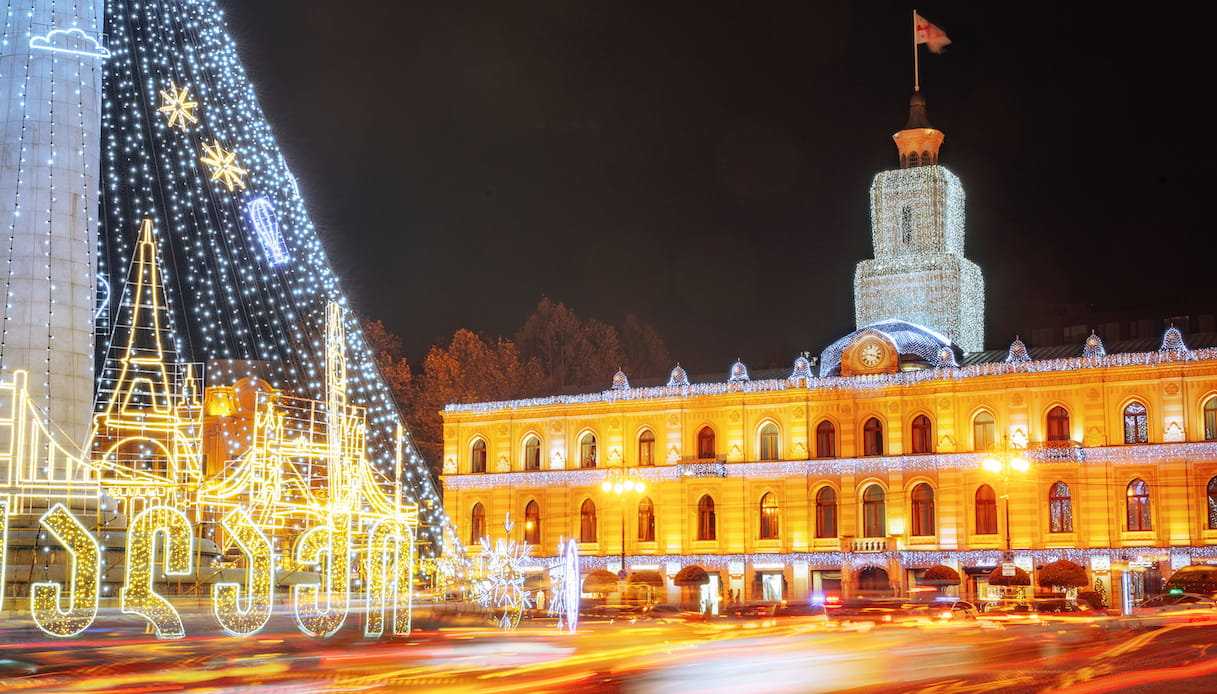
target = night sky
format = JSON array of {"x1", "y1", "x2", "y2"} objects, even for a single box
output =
[{"x1": 217, "y1": 1, "x2": 1217, "y2": 376}]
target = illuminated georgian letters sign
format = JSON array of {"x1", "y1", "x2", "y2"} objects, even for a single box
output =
[{"x1": 0, "y1": 222, "x2": 416, "y2": 640}]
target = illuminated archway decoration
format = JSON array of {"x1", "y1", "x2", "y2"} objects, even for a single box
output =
[
  {"x1": 364, "y1": 518, "x2": 414, "y2": 638},
  {"x1": 121, "y1": 506, "x2": 194, "y2": 639},
  {"x1": 31, "y1": 504, "x2": 101, "y2": 638},
  {"x1": 292, "y1": 514, "x2": 351, "y2": 638},
  {"x1": 212, "y1": 508, "x2": 274, "y2": 637}
]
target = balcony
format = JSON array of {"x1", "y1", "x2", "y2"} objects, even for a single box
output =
[
  {"x1": 1027, "y1": 440, "x2": 1085, "y2": 463},
  {"x1": 677, "y1": 456, "x2": 727, "y2": 478}
]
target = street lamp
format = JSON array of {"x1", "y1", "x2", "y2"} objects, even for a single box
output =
[
  {"x1": 980, "y1": 438, "x2": 1028, "y2": 552},
  {"x1": 601, "y1": 469, "x2": 646, "y2": 580}
]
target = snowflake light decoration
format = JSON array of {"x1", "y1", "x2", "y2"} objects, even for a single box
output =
[
  {"x1": 200, "y1": 140, "x2": 248, "y2": 191},
  {"x1": 471, "y1": 514, "x2": 533, "y2": 630},
  {"x1": 158, "y1": 82, "x2": 198, "y2": 130},
  {"x1": 547, "y1": 537, "x2": 581, "y2": 633}
]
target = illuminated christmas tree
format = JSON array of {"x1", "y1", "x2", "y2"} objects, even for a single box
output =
[{"x1": 98, "y1": 0, "x2": 444, "y2": 550}]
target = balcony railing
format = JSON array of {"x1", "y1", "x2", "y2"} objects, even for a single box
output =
[
  {"x1": 677, "y1": 456, "x2": 728, "y2": 478},
  {"x1": 849, "y1": 537, "x2": 890, "y2": 553},
  {"x1": 1027, "y1": 440, "x2": 1085, "y2": 463}
]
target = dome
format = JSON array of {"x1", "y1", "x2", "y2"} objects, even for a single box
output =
[
  {"x1": 819, "y1": 320, "x2": 960, "y2": 377},
  {"x1": 1006, "y1": 337, "x2": 1031, "y2": 363},
  {"x1": 789, "y1": 355, "x2": 814, "y2": 380},
  {"x1": 1082, "y1": 332, "x2": 1105, "y2": 358},
  {"x1": 1160, "y1": 326, "x2": 1188, "y2": 352},
  {"x1": 728, "y1": 359, "x2": 749, "y2": 382},
  {"x1": 667, "y1": 364, "x2": 689, "y2": 387},
  {"x1": 611, "y1": 370, "x2": 630, "y2": 390}
]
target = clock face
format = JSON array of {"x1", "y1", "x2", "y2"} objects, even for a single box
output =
[{"x1": 859, "y1": 342, "x2": 883, "y2": 367}]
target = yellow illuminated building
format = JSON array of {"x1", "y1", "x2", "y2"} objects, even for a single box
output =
[{"x1": 441, "y1": 94, "x2": 1217, "y2": 613}]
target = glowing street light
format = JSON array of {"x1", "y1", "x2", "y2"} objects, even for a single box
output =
[
  {"x1": 980, "y1": 438, "x2": 1029, "y2": 553},
  {"x1": 602, "y1": 469, "x2": 646, "y2": 580}
]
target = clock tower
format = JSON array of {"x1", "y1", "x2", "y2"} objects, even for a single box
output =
[{"x1": 853, "y1": 92, "x2": 984, "y2": 353}]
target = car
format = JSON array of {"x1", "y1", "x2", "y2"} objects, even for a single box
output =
[
  {"x1": 978, "y1": 598, "x2": 1101, "y2": 626},
  {"x1": 827, "y1": 599, "x2": 917, "y2": 625},
  {"x1": 1163, "y1": 565, "x2": 1217, "y2": 596},
  {"x1": 644, "y1": 604, "x2": 709, "y2": 622},
  {"x1": 1133, "y1": 593, "x2": 1217, "y2": 627}
]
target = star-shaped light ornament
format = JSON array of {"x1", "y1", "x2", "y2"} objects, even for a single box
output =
[
  {"x1": 200, "y1": 140, "x2": 248, "y2": 192},
  {"x1": 158, "y1": 82, "x2": 199, "y2": 130}
]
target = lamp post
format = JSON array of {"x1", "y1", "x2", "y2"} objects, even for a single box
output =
[
  {"x1": 980, "y1": 438, "x2": 1029, "y2": 553},
  {"x1": 601, "y1": 469, "x2": 646, "y2": 581}
]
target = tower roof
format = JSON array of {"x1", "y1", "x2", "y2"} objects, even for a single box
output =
[{"x1": 893, "y1": 91, "x2": 944, "y2": 168}]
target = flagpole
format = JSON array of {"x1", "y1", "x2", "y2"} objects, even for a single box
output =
[{"x1": 912, "y1": 9, "x2": 920, "y2": 92}]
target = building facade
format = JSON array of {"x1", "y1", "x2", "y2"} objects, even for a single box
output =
[{"x1": 440, "y1": 93, "x2": 1217, "y2": 612}]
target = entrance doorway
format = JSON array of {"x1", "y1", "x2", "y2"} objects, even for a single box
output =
[
  {"x1": 699, "y1": 573, "x2": 721, "y2": 615},
  {"x1": 857, "y1": 566, "x2": 891, "y2": 596}
]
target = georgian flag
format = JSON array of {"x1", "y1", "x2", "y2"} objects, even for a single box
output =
[{"x1": 914, "y1": 12, "x2": 952, "y2": 54}]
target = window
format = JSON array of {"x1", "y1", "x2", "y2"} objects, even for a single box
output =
[
  {"x1": 911, "y1": 415, "x2": 933, "y2": 454},
  {"x1": 975, "y1": 485, "x2": 997, "y2": 535},
  {"x1": 579, "y1": 433, "x2": 598, "y2": 468},
  {"x1": 524, "y1": 500, "x2": 540, "y2": 544},
  {"x1": 908, "y1": 151, "x2": 920, "y2": 167},
  {"x1": 697, "y1": 427, "x2": 716, "y2": 460},
  {"x1": 579, "y1": 499, "x2": 597, "y2": 542},
  {"x1": 1206, "y1": 397, "x2": 1217, "y2": 441},
  {"x1": 759, "y1": 492, "x2": 780, "y2": 539},
  {"x1": 815, "y1": 487, "x2": 838, "y2": 538},
  {"x1": 697, "y1": 494, "x2": 717, "y2": 541},
  {"x1": 638, "y1": 497, "x2": 655, "y2": 542},
  {"x1": 1126, "y1": 479, "x2": 1151, "y2": 531},
  {"x1": 863, "y1": 418, "x2": 884, "y2": 456},
  {"x1": 1047, "y1": 406, "x2": 1071, "y2": 442},
  {"x1": 1123, "y1": 402, "x2": 1148, "y2": 444},
  {"x1": 910, "y1": 483, "x2": 935, "y2": 536},
  {"x1": 470, "y1": 502, "x2": 486, "y2": 544},
  {"x1": 523, "y1": 435, "x2": 541, "y2": 471},
  {"x1": 1049, "y1": 482, "x2": 1073, "y2": 533},
  {"x1": 471, "y1": 439, "x2": 487, "y2": 474},
  {"x1": 1207, "y1": 477, "x2": 1217, "y2": 530},
  {"x1": 759, "y1": 423, "x2": 779, "y2": 461},
  {"x1": 973, "y1": 411, "x2": 996, "y2": 452},
  {"x1": 638, "y1": 430, "x2": 655, "y2": 466},
  {"x1": 862, "y1": 485, "x2": 886, "y2": 538},
  {"x1": 816, "y1": 421, "x2": 837, "y2": 458}
]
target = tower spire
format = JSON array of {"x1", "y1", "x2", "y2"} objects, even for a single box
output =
[{"x1": 893, "y1": 92, "x2": 945, "y2": 168}]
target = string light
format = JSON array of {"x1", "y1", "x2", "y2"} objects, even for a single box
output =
[
  {"x1": 212, "y1": 508, "x2": 274, "y2": 637},
  {"x1": 364, "y1": 518, "x2": 414, "y2": 638}
]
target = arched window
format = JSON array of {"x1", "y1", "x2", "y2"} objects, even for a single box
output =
[
  {"x1": 1206, "y1": 397, "x2": 1217, "y2": 441},
  {"x1": 1049, "y1": 482, "x2": 1073, "y2": 533},
  {"x1": 1207, "y1": 477, "x2": 1217, "y2": 530},
  {"x1": 638, "y1": 430, "x2": 655, "y2": 466},
  {"x1": 470, "y1": 502, "x2": 486, "y2": 544},
  {"x1": 471, "y1": 439, "x2": 487, "y2": 474},
  {"x1": 816, "y1": 421, "x2": 837, "y2": 458},
  {"x1": 697, "y1": 427, "x2": 716, "y2": 460},
  {"x1": 975, "y1": 485, "x2": 997, "y2": 535},
  {"x1": 1126, "y1": 479, "x2": 1151, "y2": 531},
  {"x1": 815, "y1": 487, "x2": 838, "y2": 538},
  {"x1": 862, "y1": 485, "x2": 886, "y2": 538},
  {"x1": 524, "y1": 500, "x2": 540, "y2": 544},
  {"x1": 863, "y1": 418, "x2": 884, "y2": 456},
  {"x1": 921, "y1": 149, "x2": 932, "y2": 164},
  {"x1": 908, "y1": 151, "x2": 920, "y2": 167},
  {"x1": 637, "y1": 497, "x2": 655, "y2": 542},
  {"x1": 579, "y1": 433, "x2": 598, "y2": 468},
  {"x1": 911, "y1": 415, "x2": 933, "y2": 454},
  {"x1": 523, "y1": 435, "x2": 541, "y2": 471},
  {"x1": 759, "y1": 423, "x2": 780, "y2": 461},
  {"x1": 759, "y1": 492, "x2": 780, "y2": 539},
  {"x1": 1047, "y1": 406, "x2": 1071, "y2": 442},
  {"x1": 973, "y1": 411, "x2": 996, "y2": 452},
  {"x1": 579, "y1": 499, "x2": 597, "y2": 542},
  {"x1": 910, "y1": 483, "x2": 935, "y2": 536},
  {"x1": 697, "y1": 495, "x2": 717, "y2": 541},
  {"x1": 1123, "y1": 402, "x2": 1148, "y2": 444}
]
